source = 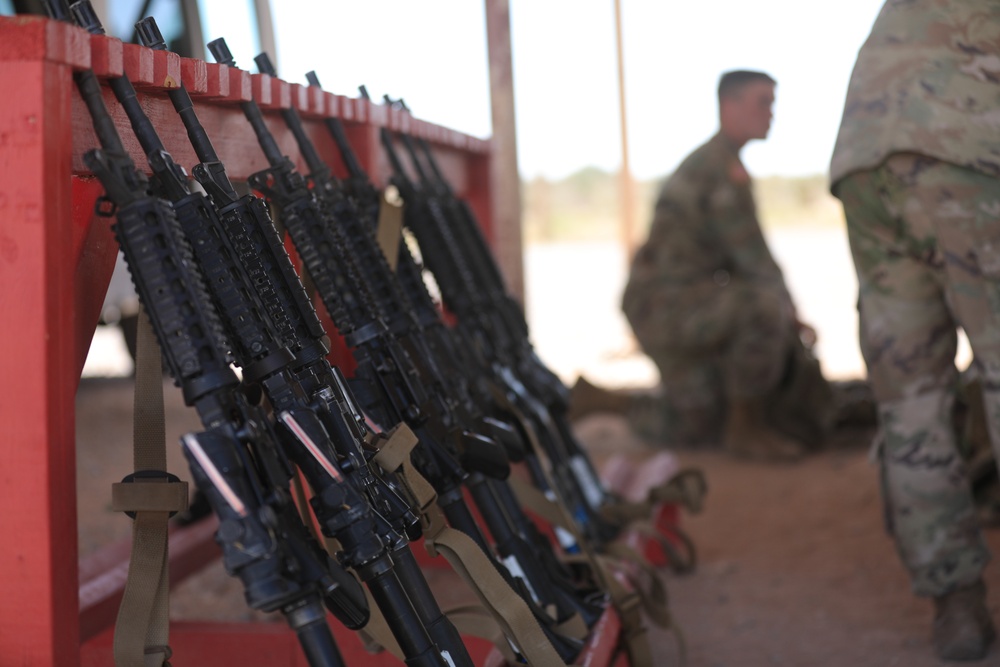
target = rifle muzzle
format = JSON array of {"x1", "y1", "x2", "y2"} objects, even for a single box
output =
[{"x1": 135, "y1": 16, "x2": 165, "y2": 49}]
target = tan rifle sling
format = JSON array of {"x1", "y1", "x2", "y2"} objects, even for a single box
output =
[
  {"x1": 362, "y1": 423, "x2": 576, "y2": 666},
  {"x1": 487, "y1": 383, "x2": 677, "y2": 667},
  {"x1": 369, "y1": 193, "x2": 580, "y2": 664},
  {"x1": 376, "y1": 186, "x2": 405, "y2": 271},
  {"x1": 110, "y1": 307, "x2": 189, "y2": 667}
]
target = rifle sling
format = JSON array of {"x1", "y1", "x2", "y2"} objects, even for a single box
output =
[
  {"x1": 375, "y1": 186, "x2": 404, "y2": 272},
  {"x1": 624, "y1": 518, "x2": 698, "y2": 576},
  {"x1": 371, "y1": 423, "x2": 573, "y2": 666},
  {"x1": 491, "y1": 387, "x2": 668, "y2": 667},
  {"x1": 111, "y1": 307, "x2": 189, "y2": 667},
  {"x1": 442, "y1": 605, "x2": 519, "y2": 664},
  {"x1": 354, "y1": 575, "x2": 519, "y2": 666},
  {"x1": 598, "y1": 468, "x2": 708, "y2": 525},
  {"x1": 507, "y1": 472, "x2": 684, "y2": 610}
]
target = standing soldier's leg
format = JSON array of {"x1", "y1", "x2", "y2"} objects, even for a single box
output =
[
  {"x1": 926, "y1": 164, "x2": 1000, "y2": 481},
  {"x1": 838, "y1": 154, "x2": 993, "y2": 660}
]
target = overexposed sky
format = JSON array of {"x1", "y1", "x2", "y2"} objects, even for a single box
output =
[{"x1": 241, "y1": 1, "x2": 886, "y2": 180}]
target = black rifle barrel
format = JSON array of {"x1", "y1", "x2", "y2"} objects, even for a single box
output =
[
  {"x1": 301, "y1": 85, "x2": 597, "y2": 633},
  {"x1": 132, "y1": 22, "x2": 431, "y2": 644},
  {"x1": 63, "y1": 8, "x2": 364, "y2": 664},
  {"x1": 135, "y1": 26, "x2": 443, "y2": 650},
  {"x1": 207, "y1": 39, "x2": 286, "y2": 165},
  {"x1": 206, "y1": 37, "x2": 450, "y2": 667},
  {"x1": 305, "y1": 71, "x2": 366, "y2": 180},
  {"x1": 291, "y1": 79, "x2": 596, "y2": 640},
  {"x1": 135, "y1": 17, "x2": 227, "y2": 175},
  {"x1": 251, "y1": 57, "x2": 527, "y2": 664},
  {"x1": 254, "y1": 52, "x2": 328, "y2": 179}
]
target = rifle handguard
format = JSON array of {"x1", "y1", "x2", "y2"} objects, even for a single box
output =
[{"x1": 93, "y1": 163, "x2": 237, "y2": 402}]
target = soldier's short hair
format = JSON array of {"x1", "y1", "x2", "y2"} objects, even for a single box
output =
[{"x1": 718, "y1": 70, "x2": 776, "y2": 101}]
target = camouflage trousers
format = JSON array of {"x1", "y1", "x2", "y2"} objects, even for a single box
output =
[
  {"x1": 836, "y1": 153, "x2": 1000, "y2": 596},
  {"x1": 625, "y1": 279, "x2": 793, "y2": 444}
]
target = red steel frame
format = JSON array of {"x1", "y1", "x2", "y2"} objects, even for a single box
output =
[{"x1": 0, "y1": 15, "x2": 627, "y2": 666}]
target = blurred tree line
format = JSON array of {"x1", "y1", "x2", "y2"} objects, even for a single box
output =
[{"x1": 522, "y1": 168, "x2": 844, "y2": 243}]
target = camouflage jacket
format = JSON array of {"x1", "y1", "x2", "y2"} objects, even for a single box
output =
[
  {"x1": 622, "y1": 132, "x2": 791, "y2": 320},
  {"x1": 830, "y1": 0, "x2": 1000, "y2": 187}
]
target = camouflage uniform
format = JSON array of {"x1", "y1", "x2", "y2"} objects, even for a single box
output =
[
  {"x1": 622, "y1": 133, "x2": 797, "y2": 443},
  {"x1": 831, "y1": 0, "x2": 1000, "y2": 597}
]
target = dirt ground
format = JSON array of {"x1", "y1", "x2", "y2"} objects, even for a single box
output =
[
  {"x1": 578, "y1": 415, "x2": 1000, "y2": 667},
  {"x1": 74, "y1": 374, "x2": 1000, "y2": 666}
]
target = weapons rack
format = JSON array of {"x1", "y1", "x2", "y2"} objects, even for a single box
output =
[{"x1": 0, "y1": 15, "x2": 630, "y2": 667}]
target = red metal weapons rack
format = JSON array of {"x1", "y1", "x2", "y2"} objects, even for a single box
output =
[{"x1": 0, "y1": 14, "x2": 629, "y2": 666}]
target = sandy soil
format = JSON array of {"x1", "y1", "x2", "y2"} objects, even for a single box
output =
[{"x1": 575, "y1": 415, "x2": 1000, "y2": 667}]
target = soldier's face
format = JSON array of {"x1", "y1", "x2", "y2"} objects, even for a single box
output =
[
  {"x1": 737, "y1": 81, "x2": 775, "y2": 140},
  {"x1": 722, "y1": 81, "x2": 775, "y2": 143}
]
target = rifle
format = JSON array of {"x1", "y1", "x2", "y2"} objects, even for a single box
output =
[
  {"x1": 66, "y1": 8, "x2": 463, "y2": 666},
  {"x1": 56, "y1": 3, "x2": 359, "y2": 664},
  {"x1": 234, "y1": 40, "x2": 591, "y2": 658},
  {"x1": 388, "y1": 98, "x2": 566, "y2": 410},
  {"x1": 205, "y1": 34, "x2": 538, "y2": 665},
  {"x1": 307, "y1": 75, "x2": 504, "y2": 434},
  {"x1": 216, "y1": 39, "x2": 584, "y2": 657},
  {"x1": 406, "y1": 131, "x2": 612, "y2": 519},
  {"x1": 301, "y1": 73, "x2": 605, "y2": 632},
  {"x1": 265, "y1": 52, "x2": 604, "y2": 628},
  {"x1": 377, "y1": 121, "x2": 618, "y2": 551}
]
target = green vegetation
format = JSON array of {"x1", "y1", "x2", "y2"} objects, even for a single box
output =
[
  {"x1": 753, "y1": 174, "x2": 846, "y2": 229},
  {"x1": 522, "y1": 168, "x2": 845, "y2": 243}
]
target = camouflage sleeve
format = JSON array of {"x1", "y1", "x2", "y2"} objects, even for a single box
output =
[
  {"x1": 708, "y1": 171, "x2": 794, "y2": 307},
  {"x1": 829, "y1": 0, "x2": 1000, "y2": 185}
]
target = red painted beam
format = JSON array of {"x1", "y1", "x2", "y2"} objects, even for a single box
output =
[
  {"x1": 82, "y1": 617, "x2": 498, "y2": 666},
  {"x1": 0, "y1": 16, "x2": 89, "y2": 666},
  {"x1": 70, "y1": 176, "x2": 118, "y2": 378},
  {"x1": 0, "y1": 15, "x2": 496, "y2": 666},
  {"x1": 577, "y1": 605, "x2": 624, "y2": 667},
  {"x1": 481, "y1": 605, "x2": 624, "y2": 667}
]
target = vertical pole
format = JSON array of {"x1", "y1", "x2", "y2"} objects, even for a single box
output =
[
  {"x1": 0, "y1": 54, "x2": 80, "y2": 665},
  {"x1": 483, "y1": 0, "x2": 525, "y2": 304},
  {"x1": 614, "y1": 0, "x2": 636, "y2": 259},
  {"x1": 180, "y1": 0, "x2": 206, "y2": 60},
  {"x1": 253, "y1": 0, "x2": 277, "y2": 70}
]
